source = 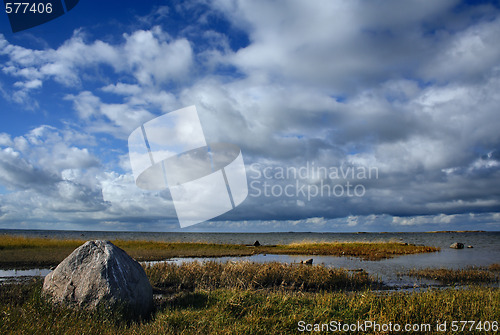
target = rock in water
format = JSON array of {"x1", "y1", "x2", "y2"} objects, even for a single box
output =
[
  {"x1": 450, "y1": 242, "x2": 464, "y2": 249},
  {"x1": 43, "y1": 240, "x2": 153, "y2": 317}
]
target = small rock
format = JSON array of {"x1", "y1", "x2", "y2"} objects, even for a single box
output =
[
  {"x1": 467, "y1": 245, "x2": 474, "y2": 248},
  {"x1": 301, "y1": 258, "x2": 313, "y2": 265},
  {"x1": 43, "y1": 240, "x2": 153, "y2": 318},
  {"x1": 253, "y1": 240, "x2": 261, "y2": 247},
  {"x1": 450, "y1": 242, "x2": 464, "y2": 249}
]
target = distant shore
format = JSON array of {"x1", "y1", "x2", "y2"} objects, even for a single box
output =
[
  {"x1": 0, "y1": 235, "x2": 438, "y2": 269},
  {"x1": 1, "y1": 264, "x2": 498, "y2": 334}
]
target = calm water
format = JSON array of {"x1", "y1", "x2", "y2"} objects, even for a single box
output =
[{"x1": 1, "y1": 230, "x2": 499, "y2": 288}]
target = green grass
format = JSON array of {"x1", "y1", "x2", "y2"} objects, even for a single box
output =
[
  {"x1": 0, "y1": 235, "x2": 440, "y2": 269},
  {"x1": 0, "y1": 279, "x2": 498, "y2": 335},
  {"x1": 407, "y1": 265, "x2": 500, "y2": 285}
]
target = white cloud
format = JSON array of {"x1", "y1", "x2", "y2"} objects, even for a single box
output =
[
  {"x1": 212, "y1": 0, "x2": 460, "y2": 91},
  {"x1": 0, "y1": 27, "x2": 193, "y2": 108},
  {"x1": 0, "y1": 133, "x2": 13, "y2": 147},
  {"x1": 101, "y1": 83, "x2": 142, "y2": 96},
  {"x1": 420, "y1": 16, "x2": 500, "y2": 82},
  {"x1": 0, "y1": 126, "x2": 99, "y2": 191},
  {"x1": 0, "y1": 124, "x2": 181, "y2": 227},
  {"x1": 14, "y1": 79, "x2": 42, "y2": 90},
  {"x1": 66, "y1": 91, "x2": 156, "y2": 138},
  {"x1": 0, "y1": 147, "x2": 59, "y2": 191},
  {"x1": 99, "y1": 171, "x2": 176, "y2": 218}
]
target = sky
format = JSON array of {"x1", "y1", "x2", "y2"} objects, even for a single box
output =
[{"x1": 0, "y1": 0, "x2": 499, "y2": 232}]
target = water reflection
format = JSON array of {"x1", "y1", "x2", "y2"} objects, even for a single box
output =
[{"x1": 0, "y1": 268, "x2": 51, "y2": 281}]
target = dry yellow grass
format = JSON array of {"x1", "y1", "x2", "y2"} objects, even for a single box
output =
[
  {"x1": 272, "y1": 241, "x2": 439, "y2": 260},
  {"x1": 0, "y1": 235, "x2": 439, "y2": 269},
  {"x1": 407, "y1": 266, "x2": 500, "y2": 284},
  {"x1": 145, "y1": 260, "x2": 380, "y2": 292}
]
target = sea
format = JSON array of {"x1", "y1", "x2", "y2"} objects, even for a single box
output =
[{"x1": 1, "y1": 229, "x2": 499, "y2": 289}]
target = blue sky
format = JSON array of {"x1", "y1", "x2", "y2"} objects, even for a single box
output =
[{"x1": 1, "y1": 0, "x2": 500, "y2": 232}]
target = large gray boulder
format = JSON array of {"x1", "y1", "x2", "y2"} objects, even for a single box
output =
[
  {"x1": 43, "y1": 240, "x2": 153, "y2": 317},
  {"x1": 450, "y1": 242, "x2": 465, "y2": 249}
]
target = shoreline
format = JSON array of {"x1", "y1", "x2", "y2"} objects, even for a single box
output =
[
  {"x1": 0, "y1": 235, "x2": 439, "y2": 269},
  {"x1": 1, "y1": 279, "x2": 498, "y2": 334},
  {"x1": 1, "y1": 235, "x2": 498, "y2": 333}
]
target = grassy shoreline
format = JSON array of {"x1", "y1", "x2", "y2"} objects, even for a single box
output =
[
  {"x1": 1, "y1": 278, "x2": 498, "y2": 335},
  {"x1": 1, "y1": 250, "x2": 498, "y2": 334},
  {"x1": 406, "y1": 265, "x2": 500, "y2": 285},
  {"x1": 145, "y1": 261, "x2": 383, "y2": 293},
  {"x1": 0, "y1": 235, "x2": 439, "y2": 269}
]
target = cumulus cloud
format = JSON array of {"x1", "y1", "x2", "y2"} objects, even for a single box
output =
[
  {"x1": 65, "y1": 91, "x2": 156, "y2": 139},
  {"x1": 0, "y1": 126, "x2": 109, "y2": 223},
  {"x1": 420, "y1": 15, "x2": 500, "y2": 83},
  {"x1": 211, "y1": 0, "x2": 462, "y2": 91},
  {"x1": 0, "y1": 1, "x2": 499, "y2": 231},
  {"x1": 123, "y1": 28, "x2": 193, "y2": 86},
  {"x1": 0, "y1": 26, "x2": 193, "y2": 107},
  {"x1": 0, "y1": 133, "x2": 13, "y2": 147},
  {"x1": 0, "y1": 124, "x2": 182, "y2": 228}
]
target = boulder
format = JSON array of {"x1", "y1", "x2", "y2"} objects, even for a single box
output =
[
  {"x1": 301, "y1": 258, "x2": 313, "y2": 265},
  {"x1": 253, "y1": 240, "x2": 261, "y2": 247},
  {"x1": 467, "y1": 245, "x2": 474, "y2": 248},
  {"x1": 43, "y1": 240, "x2": 153, "y2": 317},
  {"x1": 450, "y1": 242, "x2": 464, "y2": 249}
]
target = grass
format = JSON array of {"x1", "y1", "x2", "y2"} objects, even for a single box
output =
[
  {"x1": 0, "y1": 235, "x2": 440, "y2": 269},
  {"x1": 0, "y1": 236, "x2": 86, "y2": 269},
  {"x1": 270, "y1": 241, "x2": 439, "y2": 260},
  {"x1": 407, "y1": 264, "x2": 500, "y2": 285},
  {"x1": 0, "y1": 236, "x2": 253, "y2": 268},
  {"x1": 0, "y1": 278, "x2": 498, "y2": 335},
  {"x1": 145, "y1": 261, "x2": 380, "y2": 292}
]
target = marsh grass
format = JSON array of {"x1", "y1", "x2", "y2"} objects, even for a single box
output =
[
  {"x1": 0, "y1": 236, "x2": 84, "y2": 269},
  {"x1": 145, "y1": 261, "x2": 380, "y2": 292},
  {"x1": 0, "y1": 235, "x2": 439, "y2": 269},
  {"x1": 407, "y1": 266, "x2": 500, "y2": 284},
  {"x1": 1, "y1": 278, "x2": 498, "y2": 335},
  {"x1": 271, "y1": 241, "x2": 439, "y2": 260}
]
